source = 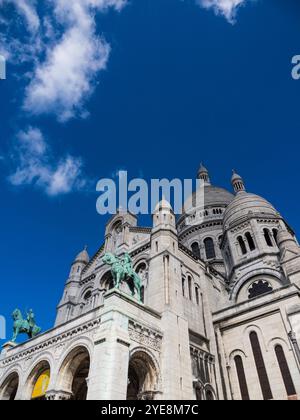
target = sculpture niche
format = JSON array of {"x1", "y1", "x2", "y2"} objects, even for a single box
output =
[
  {"x1": 12, "y1": 309, "x2": 41, "y2": 342},
  {"x1": 102, "y1": 253, "x2": 142, "y2": 302}
]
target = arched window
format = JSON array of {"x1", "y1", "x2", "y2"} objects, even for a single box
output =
[
  {"x1": 188, "y1": 276, "x2": 192, "y2": 301},
  {"x1": 195, "y1": 286, "x2": 200, "y2": 305},
  {"x1": 191, "y1": 242, "x2": 201, "y2": 259},
  {"x1": 248, "y1": 280, "x2": 273, "y2": 300},
  {"x1": 83, "y1": 290, "x2": 92, "y2": 301},
  {"x1": 275, "y1": 345, "x2": 296, "y2": 397},
  {"x1": 250, "y1": 332, "x2": 273, "y2": 400},
  {"x1": 245, "y1": 232, "x2": 256, "y2": 251},
  {"x1": 273, "y1": 229, "x2": 278, "y2": 246},
  {"x1": 205, "y1": 389, "x2": 214, "y2": 400},
  {"x1": 234, "y1": 356, "x2": 250, "y2": 400},
  {"x1": 264, "y1": 229, "x2": 273, "y2": 247},
  {"x1": 204, "y1": 238, "x2": 216, "y2": 260},
  {"x1": 238, "y1": 236, "x2": 247, "y2": 255}
]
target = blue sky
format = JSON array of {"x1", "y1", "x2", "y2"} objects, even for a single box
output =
[{"x1": 0, "y1": 0, "x2": 300, "y2": 344}]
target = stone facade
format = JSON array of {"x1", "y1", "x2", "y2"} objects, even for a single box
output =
[{"x1": 1, "y1": 166, "x2": 300, "y2": 400}]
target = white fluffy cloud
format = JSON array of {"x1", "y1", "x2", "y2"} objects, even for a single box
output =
[
  {"x1": 196, "y1": 0, "x2": 247, "y2": 23},
  {"x1": 0, "y1": 0, "x2": 127, "y2": 121},
  {"x1": 9, "y1": 127, "x2": 87, "y2": 196}
]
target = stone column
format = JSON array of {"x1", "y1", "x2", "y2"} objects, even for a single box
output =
[{"x1": 87, "y1": 292, "x2": 131, "y2": 400}]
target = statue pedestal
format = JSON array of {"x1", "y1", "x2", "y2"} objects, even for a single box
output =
[{"x1": 1, "y1": 341, "x2": 17, "y2": 356}]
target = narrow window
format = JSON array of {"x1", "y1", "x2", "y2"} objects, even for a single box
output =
[
  {"x1": 234, "y1": 356, "x2": 250, "y2": 400},
  {"x1": 188, "y1": 276, "x2": 192, "y2": 301},
  {"x1": 204, "y1": 238, "x2": 216, "y2": 260},
  {"x1": 250, "y1": 332, "x2": 273, "y2": 400},
  {"x1": 264, "y1": 229, "x2": 273, "y2": 247},
  {"x1": 182, "y1": 278, "x2": 185, "y2": 297},
  {"x1": 245, "y1": 232, "x2": 256, "y2": 251},
  {"x1": 140, "y1": 286, "x2": 145, "y2": 304},
  {"x1": 238, "y1": 236, "x2": 247, "y2": 255},
  {"x1": 191, "y1": 242, "x2": 201, "y2": 259},
  {"x1": 275, "y1": 345, "x2": 296, "y2": 397},
  {"x1": 195, "y1": 286, "x2": 200, "y2": 305},
  {"x1": 206, "y1": 390, "x2": 214, "y2": 400},
  {"x1": 273, "y1": 229, "x2": 278, "y2": 246}
]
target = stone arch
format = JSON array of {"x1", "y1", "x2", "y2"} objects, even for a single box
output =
[
  {"x1": 193, "y1": 379, "x2": 205, "y2": 400},
  {"x1": 127, "y1": 347, "x2": 161, "y2": 400},
  {"x1": 133, "y1": 260, "x2": 149, "y2": 303},
  {"x1": 204, "y1": 383, "x2": 216, "y2": 400},
  {"x1": 230, "y1": 269, "x2": 283, "y2": 302},
  {"x1": 241, "y1": 324, "x2": 269, "y2": 357},
  {"x1": 100, "y1": 270, "x2": 114, "y2": 291},
  {"x1": 267, "y1": 337, "x2": 292, "y2": 353},
  {"x1": 229, "y1": 349, "x2": 248, "y2": 364},
  {"x1": 0, "y1": 371, "x2": 19, "y2": 400},
  {"x1": 56, "y1": 345, "x2": 91, "y2": 400},
  {"x1": 25, "y1": 359, "x2": 51, "y2": 400}
]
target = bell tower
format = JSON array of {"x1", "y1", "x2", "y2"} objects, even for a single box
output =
[{"x1": 55, "y1": 247, "x2": 90, "y2": 326}]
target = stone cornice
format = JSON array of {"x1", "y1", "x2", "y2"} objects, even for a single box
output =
[
  {"x1": 1, "y1": 317, "x2": 101, "y2": 367},
  {"x1": 178, "y1": 221, "x2": 223, "y2": 240}
]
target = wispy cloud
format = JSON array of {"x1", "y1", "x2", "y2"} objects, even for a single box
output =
[
  {"x1": 9, "y1": 127, "x2": 88, "y2": 196},
  {"x1": 0, "y1": 0, "x2": 250, "y2": 121},
  {"x1": 196, "y1": 0, "x2": 248, "y2": 23}
]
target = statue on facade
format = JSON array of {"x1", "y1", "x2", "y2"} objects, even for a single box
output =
[
  {"x1": 102, "y1": 253, "x2": 142, "y2": 302},
  {"x1": 11, "y1": 309, "x2": 41, "y2": 342}
]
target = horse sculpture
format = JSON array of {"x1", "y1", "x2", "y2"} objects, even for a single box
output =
[
  {"x1": 12, "y1": 309, "x2": 41, "y2": 342},
  {"x1": 102, "y1": 253, "x2": 142, "y2": 302}
]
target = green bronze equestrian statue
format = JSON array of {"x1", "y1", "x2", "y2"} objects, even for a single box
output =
[
  {"x1": 102, "y1": 253, "x2": 142, "y2": 302},
  {"x1": 12, "y1": 309, "x2": 41, "y2": 342}
]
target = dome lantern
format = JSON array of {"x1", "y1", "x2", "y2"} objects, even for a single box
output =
[
  {"x1": 197, "y1": 163, "x2": 211, "y2": 186},
  {"x1": 74, "y1": 246, "x2": 90, "y2": 265},
  {"x1": 231, "y1": 170, "x2": 246, "y2": 194}
]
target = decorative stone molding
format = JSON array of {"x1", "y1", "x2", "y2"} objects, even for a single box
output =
[
  {"x1": 128, "y1": 321, "x2": 162, "y2": 352},
  {"x1": 80, "y1": 274, "x2": 96, "y2": 287},
  {"x1": 230, "y1": 221, "x2": 251, "y2": 234},
  {"x1": 1, "y1": 318, "x2": 101, "y2": 368},
  {"x1": 46, "y1": 390, "x2": 73, "y2": 400}
]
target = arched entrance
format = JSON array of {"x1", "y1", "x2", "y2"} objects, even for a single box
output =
[
  {"x1": 27, "y1": 361, "x2": 51, "y2": 400},
  {"x1": 57, "y1": 346, "x2": 90, "y2": 400},
  {"x1": 0, "y1": 372, "x2": 19, "y2": 400},
  {"x1": 127, "y1": 350, "x2": 159, "y2": 400}
]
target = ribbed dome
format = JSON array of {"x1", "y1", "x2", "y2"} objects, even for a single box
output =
[
  {"x1": 75, "y1": 248, "x2": 90, "y2": 264},
  {"x1": 223, "y1": 192, "x2": 279, "y2": 228},
  {"x1": 184, "y1": 185, "x2": 234, "y2": 212}
]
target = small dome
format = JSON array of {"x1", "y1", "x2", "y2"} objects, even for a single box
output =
[
  {"x1": 231, "y1": 170, "x2": 243, "y2": 183},
  {"x1": 154, "y1": 198, "x2": 173, "y2": 213},
  {"x1": 223, "y1": 192, "x2": 279, "y2": 228},
  {"x1": 75, "y1": 247, "x2": 90, "y2": 264}
]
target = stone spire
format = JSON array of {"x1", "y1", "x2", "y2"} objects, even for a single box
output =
[
  {"x1": 74, "y1": 246, "x2": 90, "y2": 265},
  {"x1": 231, "y1": 170, "x2": 246, "y2": 194},
  {"x1": 197, "y1": 163, "x2": 211, "y2": 185}
]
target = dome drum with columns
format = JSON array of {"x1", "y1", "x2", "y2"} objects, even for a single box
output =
[{"x1": 2, "y1": 164, "x2": 300, "y2": 401}]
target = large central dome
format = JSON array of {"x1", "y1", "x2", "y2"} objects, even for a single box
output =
[{"x1": 177, "y1": 165, "x2": 234, "y2": 233}]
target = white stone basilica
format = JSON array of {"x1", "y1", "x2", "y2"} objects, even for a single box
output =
[{"x1": 1, "y1": 165, "x2": 300, "y2": 400}]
